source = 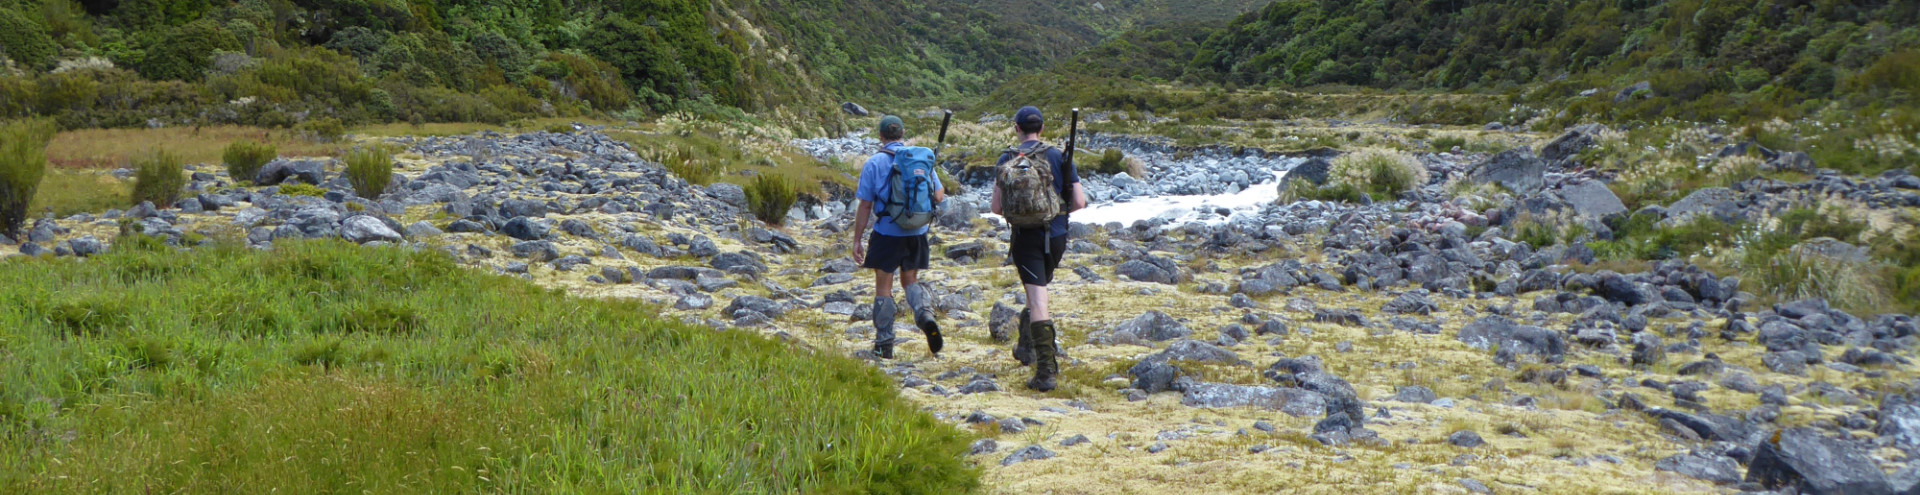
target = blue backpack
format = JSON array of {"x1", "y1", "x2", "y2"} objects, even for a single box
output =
[{"x1": 878, "y1": 146, "x2": 939, "y2": 230}]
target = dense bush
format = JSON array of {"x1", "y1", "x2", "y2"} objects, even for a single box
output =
[
  {"x1": 222, "y1": 141, "x2": 277, "y2": 185},
  {"x1": 743, "y1": 174, "x2": 799, "y2": 226},
  {"x1": 0, "y1": 118, "x2": 54, "y2": 238},
  {"x1": 343, "y1": 147, "x2": 394, "y2": 200},
  {"x1": 0, "y1": 8, "x2": 57, "y2": 69},
  {"x1": 140, "y1": 20, "x2": 242, "y2": 82},
  {"x1": 130, "y1": 151, "x2": 186, "y2": 207}
]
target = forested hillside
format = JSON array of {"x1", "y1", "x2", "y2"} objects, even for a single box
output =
[
  {"x1": 1070, "y1": 0, "x2": 1920, "y2": 125},
  {"x1": 0, "y1": 0, "x2": 1265, "y2": 130}
]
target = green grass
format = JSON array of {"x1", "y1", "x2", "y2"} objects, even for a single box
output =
[
  {"x1": 0, "y1": 240, "x2": 979, "y2": 493},
  {"x1": 277, "y1": 183, "x2": 327, "y2": 198},
  {"x1": 27, "y1": 170, "x2": 128, "y2": 218}
]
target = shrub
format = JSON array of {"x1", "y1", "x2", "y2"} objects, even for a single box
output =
[
  {"x1": 294, "y1": 117, "x2": 347, "y2": 143},
  {"x1": 140, "y1": 20, "x2": 241, "y2": 82},
  {"x1": 1507, "y1": 213, "x2": 1561, "y2": 249},
  {"x1": 0, "y1": 8, "x2": 58, "y2": 69},
  {"x1": 0, "y1": 118, "x2": 54, "y2": 238},
  {"x1": 130, "y1": 151, "x2": 186, "y2": 207},
  {"x1": 343, "y1": 147, "x2": 394, "y2": 200},
  {"x1": 1329, "y1": 148, "x2": 1428, "y2": 199},
  {"x1": 222, "y1": 141, "x2": 277, "y2": 185},
  {"x1": 1092, "y1": 148, "x2": 1126, "y2": 174},
  {"x1": 743, "y1": 174, "x2": 798, "y2": 225}
]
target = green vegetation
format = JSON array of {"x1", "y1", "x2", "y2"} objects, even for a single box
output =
[
  {"x1": 0, "y1": 118, "x2": 53, "y2": 238},
  {"x1": 1329, "y1": 148, "x2": 1426, "y2": 198},
  {"x1": 1431, "y1": 136, "x2": 1466, "y2": 152},
  {"x1": 343, "y1": 147, "x2": 395, "y2": 200},
  {"x1": 28, "y1": 170, "x2": 129, "y2": 218},
  {"x1": 222, "y1": 140, "x2": 277, "y2": 184},
  {"x1": 295, "y1": 117, "x2": 348, "y2": 143},
  {"x1": 129, "y1": 150, "x2": 185, "y2": 207},
  {"x1": 1090, "y1": 148, "x2": 1129, "y2": 175},
  {"x1": 278, "y1": 183, "x2": 327, "y2": 198},
  {"x1": 1285, "y1": 148, "x2": 1426, "y2": 203},
  {"x1": 0, "y1": 239, "x2": 978, "y2": 492},
  {"x1": 0, "y1": 0, "x2": 1274, "y2": 134},
  {"x1": 744, "y1": 173, "x2": 799, "y2": 226}
]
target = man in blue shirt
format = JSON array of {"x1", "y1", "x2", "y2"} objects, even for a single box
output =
[
  {"x1": 992, "y1": 106, "x2": 1087, "y2": 392},
  {"x1": 850, "y1": 115, "x2": 947, "y2": 359}
]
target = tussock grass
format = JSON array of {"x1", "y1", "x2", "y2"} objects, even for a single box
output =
[
  {"x1": 0, "y1": 240, "x2": 978, "y2": 493},
  {"x1": 222, "y1": 140, "x2": 277, "y2": 184},
  {"x1": 744, "y1": 173, "x2": 799, "y2": 225},
  {"x1": 1283, "y1": 148, "x2": 1427, "y2": 203},
  {"x1": 128, "y1": 150, "x2": 185, "y2": 207},
  {"x1": 1, "y1": 118, "x2": 54, "y2": 237}
]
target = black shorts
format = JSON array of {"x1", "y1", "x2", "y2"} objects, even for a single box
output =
[
  {"x1": 1009, "y1": 227, "x2": 1067, "y2": 286},
  {"x1": 863, "y1": 232, "x2": 930, "y2": 273}
]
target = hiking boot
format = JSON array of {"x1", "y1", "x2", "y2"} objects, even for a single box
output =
[
  {"x1": 1026, "y1": 320, "x2": 1058, "y2": 392},
  {"x1": 1013, "y1": 308, "x2": 1034, "y2": 366},
  {"x1": 918, "y1": 316, "x2": 943, "y2": 356},
  {"x1": 904, "y1": 283, "x2": 942, "y2": 356},
  {"x1": 872, "y1": 341, "x2": 894, "y2": 360}
]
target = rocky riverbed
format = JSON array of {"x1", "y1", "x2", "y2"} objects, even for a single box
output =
[{"x1": 7, "y1": 125, "x2": 1920, "y2": 494}]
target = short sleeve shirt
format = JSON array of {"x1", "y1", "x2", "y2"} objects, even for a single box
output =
[
  {"x1": 996, "y1": 140, "x2": 1079, "y2": 238},
  {"x1": 856, "y1": 142, "x2": 944, "y2": 237}
]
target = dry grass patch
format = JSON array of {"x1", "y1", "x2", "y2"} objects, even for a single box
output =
[{"x1": 48, "y1": 126, "x2": 341, "y2": 169}]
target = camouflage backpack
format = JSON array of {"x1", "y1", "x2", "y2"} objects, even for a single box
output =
[{"x1": 996, "y1": 143, "x2": 1062, "y2": 228}]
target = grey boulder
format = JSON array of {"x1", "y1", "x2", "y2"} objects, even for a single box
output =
[
  {"x1": 1745, "y1": 428, "x2": 1892, "y2": 495},
  {"x1": 339, "y1": 216, "x2": 403, "y2": 244}
]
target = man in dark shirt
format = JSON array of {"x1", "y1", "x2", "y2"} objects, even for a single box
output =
[{"x1": 991, "y1": 106, "x2": 1087, "y2": 392}]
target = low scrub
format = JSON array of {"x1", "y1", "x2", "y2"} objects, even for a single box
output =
[
  {"x1": 0, "y1": 118, "x2": 54, "y2": 238},
  {"x1": 294, "y1": 117, "x2": 347, "y2": 143},
  {"x1": 743, "y1": 173, "x2": 799, "y2": 225},
  {"x1": 0, "y1": 240, "x2": 978, "y2": 492},
  {"x1": 343, "y1": 147, "x2": 394, "y2": 200},
  {"x1": 1740, "y1": 249, "x2": 1894, "y2": 316},
  {"x1": 1087, "y1": 148, "x2": 1145, "y2": 177},
  {"x1": 1285, "y1": 148, "x2": 1428, "y2": 204},
  {"x1": 1330, "y1": 148, "x2": 1428, "y2": 198},
  {"x1": 222, "y1": 141, "x2": 277, "y2": 185},
  {"x1": 1280, "y1": 179, "x2": 1367, "y2": 204},
  {"x1": 129, "y1": 150, "x2": 186, "y2": 207}
]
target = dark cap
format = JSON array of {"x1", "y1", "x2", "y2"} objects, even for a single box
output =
[
  {"x1": 1015, "y1": 106, "x2": 1043, "y2": 127},
  {"x1": 878, "y1": 115, "x2": 904, "y2": 138}
]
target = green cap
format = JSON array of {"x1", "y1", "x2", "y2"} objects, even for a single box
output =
[{"x1": 878, "y1": 115, "x2": 905, "y2": 137}]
